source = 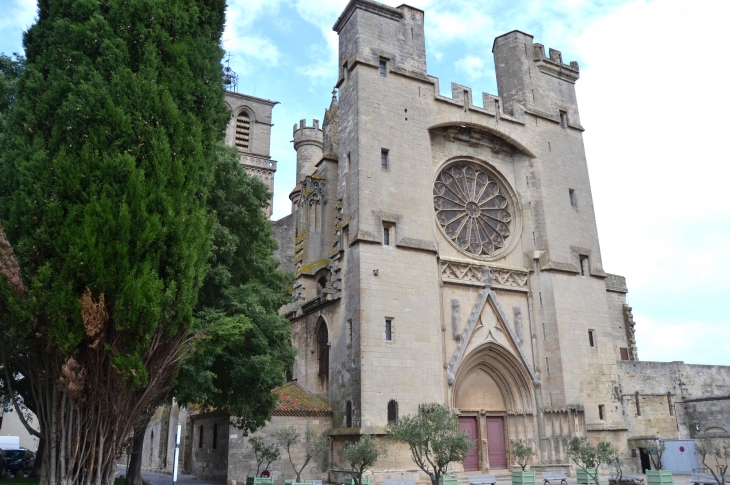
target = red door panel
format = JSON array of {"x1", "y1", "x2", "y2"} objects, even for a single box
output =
[
  {"x1": 459, "y1": 416, "x2": 479, "y2": 471},
  {"x1": 486, "y1": 417, "x2": 507, "y2": 469}
]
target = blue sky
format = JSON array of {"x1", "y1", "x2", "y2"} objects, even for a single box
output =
[{"x1": 1, "y1": 0, "x2": 728, "y2": 366}]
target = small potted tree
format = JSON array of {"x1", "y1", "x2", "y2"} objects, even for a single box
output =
[
  {"x1": 640, "y1": 441, "x2": 672, "y2": 485},
  {"x1": 567, "y1": 437, "x2": 614, "y2": 485},
  {"x1": 694, "y1": 434, "x2": 729, "y2": 485},
  {"x1": 345, "y1": 434, "x2": 388, "y2": 485},
  {"x1": 389, "y1": 405, "x2": 472, "y2": 485},
  {"x1": 508, "y1": 440, "x2": 535, "y2": 485},
  {"x1": 248, "y1": 436, "x2": 280, "y2": 485}
]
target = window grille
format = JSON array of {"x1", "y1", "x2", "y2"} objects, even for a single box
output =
[
  {"x1": 381, "y1": 149, "x2": 389, "y2": 170},
  {"x1": 346, "y1": 400, "x2": 353, "y2": 428},
  {"x1": 385, "y1": 319, "x2": 392, "y2": 341},
  {"x1": 383, "y1": 227, "x2": 390, "y2": 246},
  {"x1": 379, "y1": 59, "x2": 387, "y2": 77},
  {"x1": 235, "y1": 111, "x2": 251, "y2": 152}
]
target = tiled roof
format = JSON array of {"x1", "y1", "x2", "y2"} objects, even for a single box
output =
[{"x1": 272, "y1": 382, "x2": 333, "y2": 417}]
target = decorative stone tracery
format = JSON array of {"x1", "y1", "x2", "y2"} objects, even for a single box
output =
[{"x1": 434, "y1": 163, "x2": 512, "y2": 257}]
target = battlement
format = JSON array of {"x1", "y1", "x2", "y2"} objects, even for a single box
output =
[
  {"x1": 532, "y1": 44, "x2": 580, "y2": 83},
  {"x1": 429, "y1": 76, "x2": 523, "y2": 123},
  {"x1": 293, "y1": 119, "x2": 323, "y2": 135}
]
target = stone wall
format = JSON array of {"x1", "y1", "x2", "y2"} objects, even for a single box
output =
[
  {"x1": 227, "y1": 415, "x2": 332, "y2": 484},
  {"x1": 191, "y1": 413, "x2": 230, "y2": 485},
  {"x1": 272, "y1": 214, "x2": 295, "y2": 275}
]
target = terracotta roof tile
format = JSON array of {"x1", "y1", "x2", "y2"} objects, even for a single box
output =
[{"x1": 272, "y1": 382, "x2": 333, "y2": 417}]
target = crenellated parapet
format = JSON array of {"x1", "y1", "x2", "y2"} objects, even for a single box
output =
[{"x1": 532, "y1": 44, "x2": 580, "y2": 83}]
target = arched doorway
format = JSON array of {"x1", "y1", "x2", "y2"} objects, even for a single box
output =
[
  {"x1": 316, "y1": 319, "x2": 329, "y2": 392},
  {"x1": 453, "y1": 342, "x2": 535, "y2": 471}
]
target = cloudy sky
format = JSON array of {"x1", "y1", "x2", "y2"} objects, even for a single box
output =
[{"x1": 1, "y1": 0, "x2": 728, "y2": 365}]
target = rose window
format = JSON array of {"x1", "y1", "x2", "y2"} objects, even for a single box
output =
[{"x1": 433, "y1": 164, "x2": 512, "y2": 257}]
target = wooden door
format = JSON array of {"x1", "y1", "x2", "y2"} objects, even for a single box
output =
[
  {"x1": 459, "y1": 416, "x2": 479, "y2": 471},
  {"x1": 486, "y1": 417, "x2": 507, "y2": 469}
]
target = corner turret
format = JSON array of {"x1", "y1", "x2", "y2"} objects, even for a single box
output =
[{"x1": 293, "y1": 119, "x2": 324, "y2": 184}]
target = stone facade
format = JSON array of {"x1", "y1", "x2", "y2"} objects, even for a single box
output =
[
  {"x1": 274, "y1": 0, "x2": 730, "y2": 480},
  {"x1": 139, "y1": 1, "x2": 730, "y2": 484}
]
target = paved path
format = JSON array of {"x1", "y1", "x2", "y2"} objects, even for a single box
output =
[{"x1": 117, "y1": 467, "x2": 214, "y2": 485}]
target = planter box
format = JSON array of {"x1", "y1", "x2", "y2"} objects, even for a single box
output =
[
  {"x1": 440, "y1": 474, "x2": 459, "y2": 485},
  {"x1": 247, "y1": 478, "x2": 274, "y2": 485},
  {"x1": 512, "y1": 471, "x2": 536, "y2": 485},
  {"x1": 646, "y1": 471, "x2": 673, "y2": 485},
  {"x1": 577, "y1": 469, "x2": 599, "y2": 484},
  {"x1": 345, "y1": 478, "x2": 370, "y2": 485}
]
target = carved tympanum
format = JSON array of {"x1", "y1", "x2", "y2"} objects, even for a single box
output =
[{"x1": 434, "y1": 163, "x2": 512, "y2": 257}]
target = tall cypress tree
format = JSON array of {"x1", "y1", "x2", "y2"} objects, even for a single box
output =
[{"x1": 0, "y1": 0, "x2": 228, "y2": 483}]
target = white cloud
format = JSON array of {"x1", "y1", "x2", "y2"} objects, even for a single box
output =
[
  {"x1": 0, "y1": 0, "x2": 36, "y2": 40},
  {"x1": 575, "y1": 0, "x2": 730, "y2": 362},
  {"x1": 635, "y1": 315, "x2": 730, "y2": 366},
  {"x1": 454, "y1": 55, "x2": 493, "y2": 82},
  {"x1": 223, "y1": 0, "x2": 285, "y2": 68}
]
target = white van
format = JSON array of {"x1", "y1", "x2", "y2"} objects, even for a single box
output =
[{"x1": 0, "y1": 436, "x2": 20, "y2": 450}]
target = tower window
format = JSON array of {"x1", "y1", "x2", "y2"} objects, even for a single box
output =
[
  {"x1": 385, "y1": 319, "x2": 393, "y2": 341},
  {"x1": 198, "y1": 425, "x2": 203, "y2": 448},
  {"x1": 569, "y1": 189, "x2": 577, "y2": 207},
  {"x1": 212, "y1": 422, "x2": 218, "y2": 449},
  {"x1": 387, "y1": 400, "x2": 399, "y2": 424},
  {"x1": 347, "y1": 319, "x2": 353, "y2": 345},
  {"x1": 379, "y1": 59, "x2": 387, "y2": 77},
  {"x1": 559, "y1": 111, "x2": 568, "y2": 129},
  {"x1": 235, "y1": 111, "x2": 251, "y2": 152},
  {"x1": 383, "y1": 227, "x2": 390, "y2": 246},
  {"x1": 620, "y1": 347, "x2": 629, "y2": 360},
  {"x1": 346, "y1": 400, "x2": 353, "y2": 428},
  {"x1": 381, "y1": 149, "x2": 389, "y2": 170},
  {"x1": 588, "y1": 330, "x2": 595, "y2": 347},
  {"x1": 598, "y1": 405, "x2": 605, "y2": 420},
  {"x1": 580, "y1": 255, "x2": 589, "y2": 276}
]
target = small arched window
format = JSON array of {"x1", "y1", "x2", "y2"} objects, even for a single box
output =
[
  {"x1": 387, "y1": 400, "x2": 398, "y2": 424},
  {"x1": 346, "y1": 400, "x2": 353, "y2": 428},
  {"x1": 316, "y1": 276, "x2": 328, "y2": 296},
  {"x1": 235, "y1": 111, "x2": 251, "y2": 152},
  {"x1": 212, "y1": 422, "x2": 218, "y2": 449},
  {"x1": 198, "y1": 425, "x2": 203, "y2": 448}
]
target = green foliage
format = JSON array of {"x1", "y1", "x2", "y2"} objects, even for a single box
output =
[
  {"x1": 567, "y1": 438, "x2": 615, "y2": 485},
  {"x1": 638, "y1": 441, "x2": 666, "y2": 470},
  {"x1": 0, "y1": 0, "x2": 229, "y2": 481},
  {"x1": 173, "y1": 144, "x2": 295, "y2": 434},
  {"x1": 0, "y1": 0, "x2": 229, "y2": 381},
  {"x1": 388, "y1": 405, "x2": 473, "y2": 485},
  {"x1": 0, "y1": 53, "x2": 24, "y2": 131},
  {"x1": 274, "y1": 427, "x2": 332, "y2": 482},
  {"x1": 508, "y1": 440, "x2": 534, "y2": 471},
  {"x1": 345, "y1": 435, "x2": 388, "y2": 485},
  {"x1": 249, "y1": 436, "x2": 281, "y2": 477},
  {"x1": 695, "y1": 434, "x2": 730, "y2": 485}
]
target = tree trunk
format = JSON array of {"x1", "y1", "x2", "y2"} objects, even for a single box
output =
[
  {"x1": 126, "y1": 424, "x2": 148, "y2": 485},
  {"x1": 31, "y1": 438, "x2": 44, "y2": 478}
]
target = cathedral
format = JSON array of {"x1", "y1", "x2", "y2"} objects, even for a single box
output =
[{"x1": 140, "y1": 2, "x2": 730, "y2": 484}]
